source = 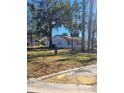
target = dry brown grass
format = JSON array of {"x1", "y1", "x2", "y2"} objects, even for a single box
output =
[{"x1": 27, "y1": 49, "x2": 96, "y2": 78}]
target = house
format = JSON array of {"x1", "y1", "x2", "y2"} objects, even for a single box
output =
[
  {"x1": 27, "y1": 36, "x2": 40, "y2": 46},
  {"x1": 44, "y1": 35, "x2": 82, "y2": 49}
]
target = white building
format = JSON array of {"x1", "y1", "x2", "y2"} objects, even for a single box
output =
[{"x1": 44, "y1": 35, "x2": 82, "y2": 49}]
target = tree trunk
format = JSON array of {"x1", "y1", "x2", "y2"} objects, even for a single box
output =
[
  {"x1": 49, "y1": 29, "x2": 53, "y2": 48},
  {"x1": 81, "y1": 31, "x2": 85, "y2": 51},
  {"x1": 87, "y1": 0, "x2": 93, "y2": 52},
  {"x1": 81, "y1": 0, "x2": 86, "y2": 52},
  {"x1": 91, "y1": 14, "x2": 97, "y2": 51},
  {"x1": 30, "y1": 34, "x2": 33, "y2": 46},
  {"x1": 47, "y1": 20, "x2": 53, "y2": 48},
  {"x1": 91, "y1": 29, "x2": 95, "y2": 50},
  {"x1": 48, "y1": 22, "x2": 53, "y2": 48},
  {"x1": 72, "y1": 36, "x2": 73, "y2": 50},
  {"x1": 74, "y1": 37, "x2": 77, "y2": 50},
  {"x1": 74, "y1": 36, "x2": 76, "y2": 50}
]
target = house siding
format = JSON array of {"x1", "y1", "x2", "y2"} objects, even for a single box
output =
[
  {"x1": 44, "y1": 35, "x2": 82, "y2": 49},
  {"x1": 53, "y1": 36, "x2": 67, "y2": 48}
]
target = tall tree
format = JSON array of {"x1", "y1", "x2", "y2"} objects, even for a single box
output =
[
  {"x1": 62, "y1": 0, "x2": 74, "y2": 49},
  {"x1": 81, "y1": 0, "x2": 86, "y2": 52},
  {"x1": 91, "y1": 12, "x2": 97, "y2": 50},
  {"x1": 69, "y1": 0, "x2": 80, "y2": 50},
  {"x1": 87, "y1": 0, "x2": 94, "y2": 51},
  {"x1": 27, "y1": 0, "x2": 35, "y2": 45},
  {"x1": 28, "y1": 0, "x2": 67, "y2": 48}
]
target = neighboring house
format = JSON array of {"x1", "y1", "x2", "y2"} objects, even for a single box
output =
[
  {"x1": 44, "y1": 35, "x2": 82, "y2": 49},
  {"x1": 27, "y1": 35, "x2": 40, "y2": 46},
  {"x1": 40, "y1": 37, "x2": 49, "y2": 47}
]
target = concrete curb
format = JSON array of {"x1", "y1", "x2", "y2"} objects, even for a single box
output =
[{"x1": 28, "y1": 66, "x2": 85, "y2": 83}]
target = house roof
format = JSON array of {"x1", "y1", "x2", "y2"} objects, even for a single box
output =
[{"x1": 53, "y1": 35, "x2": 81, "y2": 41}]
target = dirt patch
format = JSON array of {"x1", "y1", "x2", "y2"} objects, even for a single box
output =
[
  {"x1": 44, "y1": 74, "x2": 96, "y2": 85},
  {"x1": 27, "y1": 62, "x2": 77, "y2": 78},
  {"x1": 28, "y1": 60, "x2": 96, "y2": 79}
]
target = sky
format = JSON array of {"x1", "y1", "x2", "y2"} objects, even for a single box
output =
[{"x1": 52, "y1": 25, "x2": 69, "y2": 36}]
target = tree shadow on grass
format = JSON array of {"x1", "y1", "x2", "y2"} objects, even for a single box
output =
[
  {"x1": 28, "y1": 52, "x2": 73, "y2": 60},
  {"x1": 27, "y1": 53, "x2": 55, "y2": 62},
  {"x1": 52, "y1": 58, "x2": 70, "y2": 62},
  {"x1": 79, "y1": 57, "x2": 97, "y2": 66},
  {"x1": 27, "y1": 51, "x2": 79, "y2": 63},
  {"x1": 27, "y1": 47, "x2": 50, "y2": 51}
]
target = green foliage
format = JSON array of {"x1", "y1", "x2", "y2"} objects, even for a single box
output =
[
  {"x1": 40, "y1": 40, "x2": 45, "y2": 45},
  {"x1": 62, "y1": 32, "x2": 68, "y2": 36}
]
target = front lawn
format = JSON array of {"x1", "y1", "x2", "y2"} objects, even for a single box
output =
[{"x1": 27, "y1": 49, "x2": 96, "y2": 78}]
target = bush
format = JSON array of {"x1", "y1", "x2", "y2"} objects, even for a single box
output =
[{"x1": 40, "y1": 40, "x2": 45, "y2": 45}]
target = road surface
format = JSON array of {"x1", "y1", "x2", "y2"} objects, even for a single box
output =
[{"x1": 28, "y1": 64, "x2": 96, "y2": 93}]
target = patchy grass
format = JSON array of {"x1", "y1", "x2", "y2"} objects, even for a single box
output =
[{"x1": 27, "y1": 49, "x2": 97, "y2": 78}]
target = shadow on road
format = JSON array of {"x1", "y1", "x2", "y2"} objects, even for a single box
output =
[{"x1": 27, "y1": 92, "x2": 38, "y2": 93}]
